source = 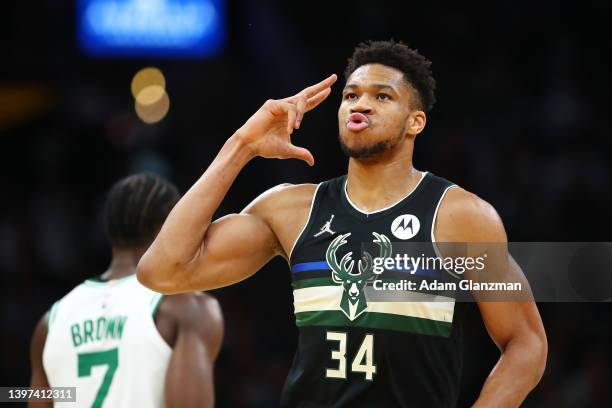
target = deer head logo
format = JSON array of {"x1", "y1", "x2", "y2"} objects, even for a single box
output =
[{"x1": 326, "y1": 232, "x2": 392, "y2": 320}]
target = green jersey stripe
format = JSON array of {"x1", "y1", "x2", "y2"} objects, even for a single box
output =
[{"x1": 292, "y1": 277, "x2": 335, "y2": 289}]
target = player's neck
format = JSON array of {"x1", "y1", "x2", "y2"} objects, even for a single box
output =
[
  {"x1": 102, "y1": 245, "x2": 149, "y2": 280},
  {"x1": 345, "y1": 141, "x2": 419, "y2": 213}
]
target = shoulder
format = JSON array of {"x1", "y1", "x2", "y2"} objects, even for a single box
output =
[
  {"x1": 435, "y1": 186, "x2": 507, "y2": 242},
  {"x1": 243, "y1": 183, "x2": 318, "y2": 215},
  {"x1": 242, "y1": 183, "x2": 318, "y2": 229},
  {"x1": 159, "y1": 292, "x2": 223, "y2": 331},
  {"x1": 239, "y1": 183, "x2": 321, "y2": 259},
  {"x1": 156, "y1": 292, "x2": 223, "y2": 358}
]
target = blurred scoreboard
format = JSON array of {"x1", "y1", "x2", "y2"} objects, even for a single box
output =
[{"x1": 77, "y1": 0, "x2": 226, "y2": 58}]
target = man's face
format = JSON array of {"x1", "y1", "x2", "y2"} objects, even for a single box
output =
[{"x1": 338, "y1": 64, "x2": 418, "y2": 159}]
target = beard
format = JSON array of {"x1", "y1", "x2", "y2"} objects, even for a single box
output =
[
  {"x1": 338, "y1": 127, "x2": 405, "y2": 159},
  {"x1": 339, "y1": 138, "x2": 389, "y2": 159}
]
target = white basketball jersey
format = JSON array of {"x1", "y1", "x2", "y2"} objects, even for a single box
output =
[{"x1": 43, "y1": 275, "x2": 171, "y2": 408}]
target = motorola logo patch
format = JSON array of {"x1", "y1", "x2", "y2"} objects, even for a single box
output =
[{"x1": 390, "y1": 214, "x2": 420, "y2": 240}]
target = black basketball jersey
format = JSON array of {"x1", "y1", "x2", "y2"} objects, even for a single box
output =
[{"x1": 280, "y1": 171, "x2": 466, "y2": 408}]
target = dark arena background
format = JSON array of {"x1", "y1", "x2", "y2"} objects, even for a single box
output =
[{"x1": 1, "y1": 1, "x2": 611, "y2": 407}]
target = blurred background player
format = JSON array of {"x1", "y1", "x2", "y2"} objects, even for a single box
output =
[{"x1": 29, "y1": 173, "x2": 224, "y2": 408}]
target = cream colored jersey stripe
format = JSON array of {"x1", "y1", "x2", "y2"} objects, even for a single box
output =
[{"x1": 293, "y1": 286, "x2": 455, "y2": 323}]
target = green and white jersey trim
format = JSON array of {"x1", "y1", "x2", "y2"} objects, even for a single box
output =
[
  {"x1": 292, "y1": 281, "x2": 455, "y2": 337},
  {"x1": 150, "y1": 292, "x2": 164, "y2": 316}
]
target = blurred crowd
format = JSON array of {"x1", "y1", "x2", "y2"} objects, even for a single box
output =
[{"x1": 1, "y1": 1, "x2": 611, "y2": 406}]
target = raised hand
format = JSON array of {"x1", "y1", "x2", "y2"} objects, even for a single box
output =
[{"x1": 236, "y1": 74, "x2": 337, "y2": 166}]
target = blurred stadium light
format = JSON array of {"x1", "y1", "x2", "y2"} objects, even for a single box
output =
[
  {"x1": 77, "y1": 0, "x2": 226, "y2": 58},
  {"x1": 131, "y1": 67, "x2": 170, "y2": 124}
]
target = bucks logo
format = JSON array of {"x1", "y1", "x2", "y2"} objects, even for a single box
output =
[{"x1": 326, "y1": 232, "x2": 392, "y2": 320}]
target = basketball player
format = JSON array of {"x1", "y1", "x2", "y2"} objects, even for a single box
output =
[
  {"x1": 138, "y1": 41, "x2": 547, "y2": 407},
  {"x1": 29, "y1": 174, "x2": 223, "y2": 408}
]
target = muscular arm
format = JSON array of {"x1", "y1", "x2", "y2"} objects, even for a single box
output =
[
  {"x1": 161, "y1": 294, "x2": 224, "y2": 408},
  {"x1": 435, "y1": 188, "x2": 547, "y2": 408},
  {"x1": 29, "y1": 314, "x2": 52, "y2": 408},
  {"x1": 137, "y1": 75, "x2": 337, "y2": 294}
]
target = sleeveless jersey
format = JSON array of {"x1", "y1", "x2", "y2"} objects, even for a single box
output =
[
  {"x1": 281, "y1": 171, "x2": 465, "y2": 408},
  {"x1": 43, "y1": 275, "x2": 171, "y2": 408}
]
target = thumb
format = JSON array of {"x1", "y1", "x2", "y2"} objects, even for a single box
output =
[{"x1": 281, "y1": 143, "x2": 315, "y2": 166}]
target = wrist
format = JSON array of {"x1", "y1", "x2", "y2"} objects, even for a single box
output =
[{"x1": 226, "y1": 131, "x2": 257, "y2": 166}]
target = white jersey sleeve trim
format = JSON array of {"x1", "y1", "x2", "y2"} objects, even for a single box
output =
[
  {"x1": 288, "y1": 183, "x2": 322, "y2": 260},
  {"x1": 431, "y1": 185, "x2": 461, "y2": 279}
]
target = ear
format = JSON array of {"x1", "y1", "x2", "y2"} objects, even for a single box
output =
[{"x1": 406, "y1": 110, "x2": 426, "y2": 136}]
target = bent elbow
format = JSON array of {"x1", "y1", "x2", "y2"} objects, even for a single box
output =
[
  {"x1": 136, "y1": 253, "x2": 178, "y2": 295},
  {"x1": 136, "y1": 258, "x2": 161, "y2": 292}
]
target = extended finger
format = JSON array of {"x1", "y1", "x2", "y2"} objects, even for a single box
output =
[
  {"x1": 301, "y1": 74, "x2": 337, "y2": 98},
  {"x1": 306, "y1": 87, "x2": 332, "y2": 112}
]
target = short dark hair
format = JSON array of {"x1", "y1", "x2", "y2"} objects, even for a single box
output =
[
  {"x1": 104, "y1": 173, "x2": 180, "y2": 248},
  {"x1": 344, "y1": 40, "x2": 436, "y2": 112}
]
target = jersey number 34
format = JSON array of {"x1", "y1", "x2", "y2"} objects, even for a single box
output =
[{"x1": 325, "y1": 331, "x2": 376, "y2": 381}]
